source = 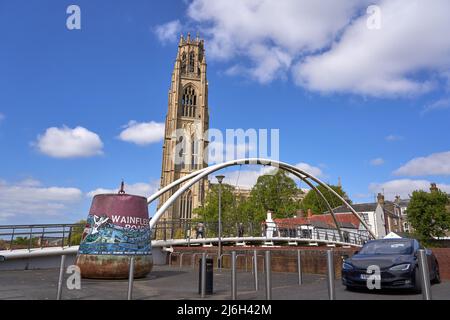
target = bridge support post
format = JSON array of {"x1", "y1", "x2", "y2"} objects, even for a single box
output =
[
  {"x1": 265, "y1": 251, "x2": 272, "y2": 300},
  {"x1": 201, "y1": 252, "x2": 206, "y2": 298},
  {"x1": 231, "y1": 251, "x2": 237, "y2": 300},
  {"x1": 253, "y1": 250, "x2": 259, "y2": 291},
  {"x1": 326, "y1": 250, "x2": 335, "y2": 300},
  {"x1": 127, "y1": 256, "x2": 135, "y2": 300},
  {"x1": 297, "y1": 250, "x2": 303, "y2": 285},
  {"x1": 56, "y1": 255, "x2": 66, "y2": 300},
  {"x1": 418, "y1": 249, "x2": 432, "y2": 300}
]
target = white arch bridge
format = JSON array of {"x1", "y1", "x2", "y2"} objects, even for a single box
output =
[{"x1": 148, "y1": 158, "x2": 375, "y2": 248}]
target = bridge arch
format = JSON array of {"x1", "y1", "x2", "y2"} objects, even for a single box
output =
[{"x1": 147, "y1": 158, "x2": 376, "y2": 239}]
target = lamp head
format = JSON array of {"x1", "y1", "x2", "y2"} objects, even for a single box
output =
[{"x1": 215, "y1": 175, "x2": 225, "y2": 184}]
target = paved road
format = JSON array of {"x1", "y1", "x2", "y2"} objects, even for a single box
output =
[{"x1": 0, "y1": 265, "x2": 448, "y2": 300}]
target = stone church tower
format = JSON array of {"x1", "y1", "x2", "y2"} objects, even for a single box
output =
[{"x1": 158, "y1": 33, "x2": 209, "y2": 225}]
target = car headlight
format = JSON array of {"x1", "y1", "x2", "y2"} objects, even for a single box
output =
[
  {"x1": 342, "y1": 262, "x2": 354, "y2": 270},
  {"x1": 389, "y1": 264, "x2": 410, "y2": 271}
]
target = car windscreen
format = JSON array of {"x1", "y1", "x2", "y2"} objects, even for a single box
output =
[{"x1": 359, "y1": 240, "x2": 413, "y2": 255}]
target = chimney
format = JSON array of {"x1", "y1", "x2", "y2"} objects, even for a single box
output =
[
  {"x1": 430, "y1": 183, "x2": 438, "y2": 193},
  {"x1": 377, "y1": 193, "x2": 385, "y2": 205},
  {"x1": 307, "y1": 209, "x2": 313, "y2": 219}
]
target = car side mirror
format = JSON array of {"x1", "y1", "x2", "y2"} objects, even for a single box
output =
[{"x1": 354, "y1": 250, "x2": 359, "y2": 255}]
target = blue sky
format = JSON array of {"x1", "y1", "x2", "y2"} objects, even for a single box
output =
[{"x1": 1, "y1": 0, "x2": 450, "y2": 224}]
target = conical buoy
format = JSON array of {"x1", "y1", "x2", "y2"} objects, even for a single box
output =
[{"x1": 75, "y1": 182, "x2": 153, "y2": 279}]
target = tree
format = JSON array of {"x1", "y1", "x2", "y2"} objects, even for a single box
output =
[
  {"x1": 246, "y1": 169, "x2": 303, "y2": 219},
  {"x1": 193, "y1": 183, "x2": 238, "y2": 226},
  {"x1": 300, "y1": 184, "x2": 351, "y2": 214},
  {"x1": 407, "y1": 189, "x2": 450, "y2": 240},
  {"x1": 70, "y1": 220, "x2": 87, "y2": 245}
]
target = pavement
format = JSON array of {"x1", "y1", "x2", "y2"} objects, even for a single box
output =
[{"x1": 0, "y1": 265, "x2": 449, "y2": 300}]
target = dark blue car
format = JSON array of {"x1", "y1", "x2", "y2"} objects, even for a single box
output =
[{"x1": 342, "y1": 238, "x2": 440, "y2": 292}]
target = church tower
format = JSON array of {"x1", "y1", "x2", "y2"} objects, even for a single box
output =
[{"x1": 158, "y1": 33, "x2": 209, "y2": 226}]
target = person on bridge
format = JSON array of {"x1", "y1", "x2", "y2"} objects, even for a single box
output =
[
  {"x1": 196, "y1": 222, "x2": 205, "y2": 239},
  {"x1": 238, "y1": 223, "x2": 244, "y2": 238}
]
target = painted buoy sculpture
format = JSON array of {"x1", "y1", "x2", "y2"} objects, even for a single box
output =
[{"x1": 75, "y1": 182, "x2": 153, "y2": 279}]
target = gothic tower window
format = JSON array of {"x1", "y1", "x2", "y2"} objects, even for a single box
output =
[
  {"x1": 181, "y1": 86, "x2": 197, "y2": 117},
  {"x1": 181, "y1": 53, "x2": 187, "y2": 74},
  {"x1": 189, "y1": 51, "x2": 195, "y2": 73},
  {"x1": 180, "y1": 190, "x2": 193, "y2": 220}
]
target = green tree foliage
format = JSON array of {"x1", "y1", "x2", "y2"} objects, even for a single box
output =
[
  {"x1": 300, "y1": 184, "x2": 351, "y2": 214},
  {"x1": 194, "y1": 169, "x2": 303, "y2": 227},
  {"x1": 70, "y1": 220, "x2": 87, "y2": 245},
  {"x1": 245, "y1": 169, "x2": 302, "y2": 220},
  {"x1": 194, "y1": 183, "x2": 238, "y2": 224},
  {"x1": 407, "y1": 189, "x2": 450, "y2": 240}
]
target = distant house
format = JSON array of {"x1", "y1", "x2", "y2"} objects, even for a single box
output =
[{"x1": 330, "y1": 193, "x2": 404, "y2": 239}]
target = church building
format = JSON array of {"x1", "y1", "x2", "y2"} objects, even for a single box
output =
[{"x1": 158, "y1": 33, "x2": 209, "y2": 225}]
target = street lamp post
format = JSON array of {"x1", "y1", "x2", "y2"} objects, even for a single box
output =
[{"x1": 216, "y1": 175, "x2": 225, "y2": 269}]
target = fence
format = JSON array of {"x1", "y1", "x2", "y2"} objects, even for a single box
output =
[
  {"x1": 152, "y1": 220, "x2": 371, "y2": 245},
  {"x1": 0, "y1": 224, "x2": 84, "y2": 251}
]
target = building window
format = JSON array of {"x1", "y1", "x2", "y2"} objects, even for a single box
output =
[
  {"x1": 189, "y1": 51, "x2": 195, "y2": 73},
  {"x1": 181, "y1": 86, "x2": 197, "y2": 118},
  {"x1": 180, "y1": 190, "x2": 193, "y2": 220},
  {"x1": 181, "y1": 53, "x2": 187, "y2": 75}
]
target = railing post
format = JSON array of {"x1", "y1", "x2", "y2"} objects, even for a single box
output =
[
  {"x1": 297, "y1": 249, "x2": 303, "y2": 285},
  {"x1": 56, "y1": 255, "x2": 66, "y2": 300},
  {"x1": 127, "y1": 256, "x2": 135, "y2": 300},
  {"x1": 253, "y1": 250, "x2": 259, "y2": 291},
  {"x1": 10, "y1": 227, "x2": 15, "y2": 251},
  {"x1": 28, "y1": 227, "x2": 33, "y2": 251},
  {"x1": 40, "y1": 227, "x2": 45, "y2": 249},
  {"x1": 418, "y1": 249, "x2": 432, "y2": 300},
  {"x1": 67, "y1": 226, "x2": 72, "y2": 247},
  {"x1": 61, "y1": 225, "x2": 66, "y2": 248},
  {"x1": 201, "y1": 252, "x2": 207, "y2": 298},
  {"x1": 265, "y1": 251, "x2": 272, "y2": 300},
  {"x1": 231, "y1": 251, "x2": 237, "y2": 300},
  {"x1": 326, "y1": 250, "x2": 335, "y2": 300}
]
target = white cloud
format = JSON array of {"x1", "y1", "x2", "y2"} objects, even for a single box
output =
[
  {"x1": 394, "y1": 151, "x2": 450, "y2": 177},
  {"x1": 369, "y1": 179, "x2": 450, "y2": 200},
  {"x1": 0, "y1": 179, "x2": 83, "y2": 221},
  {"x1": 294, "y1": 162, "x2": 323, "y2": 178},
  {"x1": 87, "y1": 181, "x2": 160, "y2": 198},
  {"x1": 295, "y1": 0, "x2": 450, "y2": 96},
  {"x1": 167, "y1": 0, "x2": 450, "y2": 96},
  {"x1": 385, "y1": 134, "x2": 403, "y2": 142},
  {"x1": 118, "y1": 121, "x2": 165, "y2": 146},
  {"x1": 422, "y1": 98, "x2": 450, "y2": 115},
  {"x1": 186, "y1": 0, "x2": 364, "y2": 83},
  {"x1": 370, "y1": 158, "x2": 385, "y2": 166},
  {"x1": 35, "y1": 126, "x2": 103, "y2": 158},
  {"x1": 154, "y1": 20, "x2": 182, "y2": 44}
]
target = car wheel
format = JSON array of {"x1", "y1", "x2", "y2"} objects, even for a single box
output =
[
  {"x1": 413, "y1": 268, "x2": 422, "y2": 293},
  {"x1": 432, "y1": 262, "x2": 441, "y2": 284}
]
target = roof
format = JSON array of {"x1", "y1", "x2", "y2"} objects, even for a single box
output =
[
  {"x1": 274, "y1": 212, "x2": 360, "y2": 230},
  {"x1": 330, "y1": 203, "x2": 377, "y2": 213}
]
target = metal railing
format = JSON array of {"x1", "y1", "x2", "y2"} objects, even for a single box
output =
[
  {"x1": 0, "y1": 223, "x2": 85, "y2": 251},
  {"x1": 151, "y1": 220, "x2": 371, "y2": 245}
]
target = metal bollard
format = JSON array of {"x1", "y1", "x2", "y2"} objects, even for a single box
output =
[
  {"x1": 127, "y1": 256, "x2": 135, "y2": 300},
  {"x1": 265, "y1": 251, "x2": 272, "y2": 300},
  {"x1": 56, "y1": 255, "x2": 66, "y2": 300},
  {"x1": 231, "y1": 251, "x2": 237, "y2": 300},
  {"x1": 201, "y1": 252, "x2": 207, "y2": 298},
  {"x1": 297, "y1": 250, "x2": 303, "y2": 285},
  {"x1": 253, "y1": 250, "x2": 259, "y2": 291},
  {"x1": 418, "y1": 249, "x2": 432, "y2": 300},
  {"x1": 326, "y1": 250, "x2": 335, "y2": 300}
]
